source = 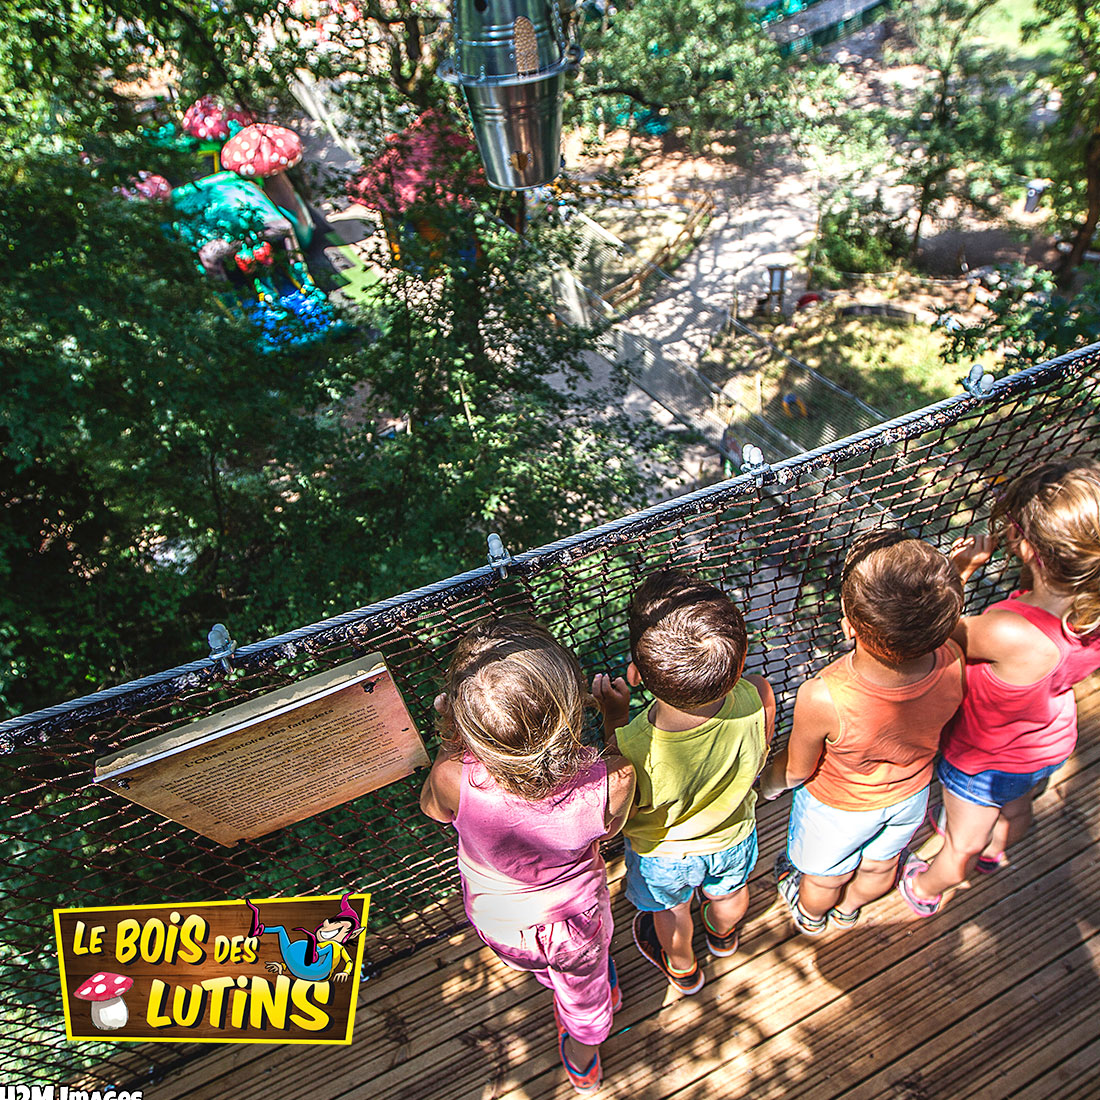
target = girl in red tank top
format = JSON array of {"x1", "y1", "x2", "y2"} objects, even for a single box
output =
[
  {"x1": 419, "y1": 616, "x2": 635, "y2": 1094},
  {"x1": 900, "y1": 461, "x2": 1100, "y2": 917}
]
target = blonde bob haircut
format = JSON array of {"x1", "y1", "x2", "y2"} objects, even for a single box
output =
[
  {"x1": 439, "y1": 615, "x2": 593, "y2": 800},
  {"x1": 992, "y1": 460, "x2": 1100, "y2": 636}
]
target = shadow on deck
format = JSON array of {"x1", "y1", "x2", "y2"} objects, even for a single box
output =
[{"x1": 156, "y1": 678, "x2": 1100, "y2": 1099}]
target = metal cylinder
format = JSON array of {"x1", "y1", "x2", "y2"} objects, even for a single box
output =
[
  {"x1": 440, "y1": 0, "x2": 580, "y2": 190},
  {"x1": 452, "y1": 0, "x2": 565, "y2": 79},
  {"x1": 460, "y1": 71, "x2": 565, "y2": 189}
]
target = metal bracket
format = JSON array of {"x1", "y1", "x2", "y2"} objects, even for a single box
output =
[
  {"x1": 962, "y1": 364, "x2": 995, "y2": 399},
  {"x1": 487, "y1": 533, "x2": 514, "y2": 579},
  {"x1": 207, "y1": 623, "x2": 237, "y2": 673},
  {"x1": 739, "y1": 444, "x2": 773, "y2": 486}
]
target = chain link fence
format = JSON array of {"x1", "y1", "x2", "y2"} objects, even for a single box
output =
[{"x1": 3, "y1": 341, "x2": 1099, "y2": 1086}]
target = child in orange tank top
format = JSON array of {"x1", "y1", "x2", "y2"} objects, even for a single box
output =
[{"x1": 760, "y1": 530, "x2": 965, "y2": 934}]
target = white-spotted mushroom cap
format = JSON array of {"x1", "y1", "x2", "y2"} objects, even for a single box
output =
[
  {"x1": 74, "y1": 972, "x2": 134, "y2": 1001},
  {"x1": 221, "y1": 124, "x2": 304, "y2": 179},
  {"x1": 120, "y1": 172, "x2": 172, "y2": 202},
  {"x1": 181, "y1": 95, "x2": 254, "y2": 141}
]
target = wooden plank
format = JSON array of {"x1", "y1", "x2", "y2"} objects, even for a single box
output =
[
  {"x1": 839, "y1": 932, "x2": 1100, "y2": 1099},
  {"x1": 484, "y1": 819, "x2": 1100, "y2": 1100},
  {"x1": 964, "y1": 971, "x2": 1100, "y2": 1100},
  {"x1": 613, "y1": 768, "x2": 1100, "y2": 1100},
  {"x1": 153, "y1": 680, "x2": 1100, "y2": 1100},
  {"x1": 656, "y1": 848, "x2": 1100, "y2": 1100},
  {"x1": 159, "y1": 766, "x2": 1100, "y2": 1100},
  {"x1": 1014, "y1": 1031, "x2": 1100, "y2": 1100}
]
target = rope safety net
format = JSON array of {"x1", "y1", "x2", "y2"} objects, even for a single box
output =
[{"x1": 2, "y1": 342, "x2": 1098, "y2": 1083}]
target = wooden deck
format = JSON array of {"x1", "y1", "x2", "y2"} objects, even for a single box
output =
[{"x1": 156, "y1": 678, "x2": 1100, "y2": 1099}]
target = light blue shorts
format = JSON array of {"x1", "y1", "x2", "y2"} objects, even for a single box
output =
[
  {"x1": 786, "y1": 785, "x2": 929, "y2": 878},
  {"x1": 624, "y1": 829, "x2": 758, "y2": 911}
]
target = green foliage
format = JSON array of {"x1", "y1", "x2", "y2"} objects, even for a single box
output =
[
  {"x1": 2, "y1": 0, "x2": 324, "y2": 143},
  {"x1": 1026, "y1": 0, "x2": 1100, "y2": 278},
  {"x1": 574, "y1": 0, "x2": 810, "y2": 149},
  {"x1": 938, "y1": 263, "x2": 1100, "y2": 365},
  {"x1": 0, "y1": 142, "x2": 352, "y2": 712},
  {"x1": 0, "y1": 6, "x2": 672, "y2": 719},
  {"x1": 809, "y1": 190, "x2": 910, "y2": 287},
  {"x1": 892, "y1": 0, "x2": 1038, "y2": 255}
]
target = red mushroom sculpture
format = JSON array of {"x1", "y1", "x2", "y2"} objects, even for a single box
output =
[
  {"x1": 181, "y1": 95, "x2": 254, "y2": 142},
  {"x1": 74, "y1": 972, "x2": 134, "y2": 1030},
  {"x1": 120, "y1": 172, "x2": 172, "y2": 202},
  {"x1": 221, "y1": 123, "x2": 311, "y2": 245}
]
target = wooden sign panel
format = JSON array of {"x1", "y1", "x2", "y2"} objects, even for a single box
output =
[
  {"x1": 55, "y1": 893, "x2": 369, "y2": 1044},
  {"x1": 95, "y1": 655, "x2": 427, "y2": 845}
]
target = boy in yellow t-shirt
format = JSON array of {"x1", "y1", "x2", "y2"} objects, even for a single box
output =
[{"x1": 593, "y1": 569, "x2": 775, "y2": 994}]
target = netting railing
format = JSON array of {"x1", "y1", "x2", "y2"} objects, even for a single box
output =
[{"x1": 3, "y1": 341, "x2": 1100, "y2": 1085}]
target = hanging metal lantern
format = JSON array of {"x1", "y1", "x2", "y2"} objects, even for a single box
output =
[{"x1": 439, "y1": 0, "x2": 582, "y2": 190}]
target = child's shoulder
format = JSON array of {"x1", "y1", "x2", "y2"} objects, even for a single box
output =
[
  {"x1": 792, "y1": 672, "x2": 836, "y2": 721},
  {"x1": 969, "y1": 603, "x2": 1059, "y2": 649},
  {"x1": 735, "y1": 673, "x2": 774, "y2": 712},
  {"x1": 961, "y1": 603, "x2": 1062, "y2": 681}
]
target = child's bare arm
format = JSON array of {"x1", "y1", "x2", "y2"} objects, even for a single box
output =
[
  {"x1": 949, "y1": 534, "x2": 996, "y2": 584},
  {"x1": 419, "y1": 752, "x2": 462, "y2": 823},
  {"x1": 758, "y1": 678, "x2": 832, "y2": 800},
  {"x1": 744, "y1": 674, "x2": 777, "y2": 745},
  {"x1": 602, "y1": 755, "x2": 636, "y2": 839},
  {"x1": 591, "y1": 672, "x2": 631, "y2": 753}
]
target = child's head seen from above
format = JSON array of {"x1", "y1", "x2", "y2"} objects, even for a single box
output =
[
  {"x1": 440, "y1": 615, "x2": 591, "y2": 799},
  {"x1": 991, "y1": 460, "x2": 1100, "y2": 635},
  {"x1": 628, "y1": 569, "x2": 747, "y2": 709},
  {"x1": 841, "y1": 529, "x2": 963, "y2": 665}
]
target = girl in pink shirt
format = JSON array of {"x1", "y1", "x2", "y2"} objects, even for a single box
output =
[
  {"x1": 420, "y1": 616, "x2": 635, "y2": 1094},
  {"x1": 900, "y1": 461, "x2": 1100, "y2": 916}
]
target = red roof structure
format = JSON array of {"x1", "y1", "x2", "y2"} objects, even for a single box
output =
[{"x1": 348, "y1": 110, "x2": 485, "y2": 217}]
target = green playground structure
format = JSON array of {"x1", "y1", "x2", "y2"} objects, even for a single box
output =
[{"x1": 170, "y1": 172, "x2": 342, "y2": 352}]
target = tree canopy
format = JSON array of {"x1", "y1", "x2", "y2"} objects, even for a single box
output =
[
  {"x1": 891, "y1": 0, "x2": 1036, "y2": 256},
  {"x1": 574, "y1": 0, "x2": 820, "y2": 150},
  {"x1": 0, "y1": 1, "x2": 671, "y2": 717},
  {"x1": 1027, "y1": 0, "x2": 1100, "y2": 280}
]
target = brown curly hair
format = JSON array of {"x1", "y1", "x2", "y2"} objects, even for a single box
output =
[
  {"x1": 628, "y1": 569, "x2": 748, "y2": 708},
  {"x1": 840, "y1": 528, "x2": 964, "y2": 664}
]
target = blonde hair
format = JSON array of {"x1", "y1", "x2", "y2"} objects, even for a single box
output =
[
  {"x1": 439, "y1": 616, "x2": 592, "y2": 800},
  {"x1": 992, "y1": 460, "x2": 1100, "y2": 635}
]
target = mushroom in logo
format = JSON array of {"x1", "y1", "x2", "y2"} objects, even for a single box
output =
[{"x1": 74, "y1": 972, "x2": 133, "y2": 1030}]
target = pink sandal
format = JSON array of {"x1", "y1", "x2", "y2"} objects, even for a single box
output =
[{"x1": 897, "y1": 852, "x2": 942, "y2": 918}]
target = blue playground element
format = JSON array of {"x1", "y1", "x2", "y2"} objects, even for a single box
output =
[
  {"x1": 245, "y1": 265, "x2": 347, "y2": 353},
  {"x1": 171, "y1": 173, "x2": 342, "y2": 352}
]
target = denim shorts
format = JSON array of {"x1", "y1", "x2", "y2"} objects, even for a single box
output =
[
  {"x1": 786, "y1": 785, "x2": 929, "y2": 878},
  {"x1": 624, "y1": 829, "x2": 758, "y2": 911},
  {"x1": 936, "y1": 756, "x2": 1063, "y2": 808}
]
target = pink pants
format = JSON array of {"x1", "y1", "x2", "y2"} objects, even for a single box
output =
[{"x1": 475, "y1": 887, "x2": 614, "y2": 1047}]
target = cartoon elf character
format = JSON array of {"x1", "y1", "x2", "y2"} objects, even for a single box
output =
[{"x1": 245, "y1": 893, "x2": 366, "y2": 982}]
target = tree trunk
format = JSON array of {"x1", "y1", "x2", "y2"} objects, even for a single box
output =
[
  {"x1": 910, "y1": 187, "x2": 931, "y2": 259},
  {"x1": 1057, "y1": 125, "x2": 1100, "y2": 288}
]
